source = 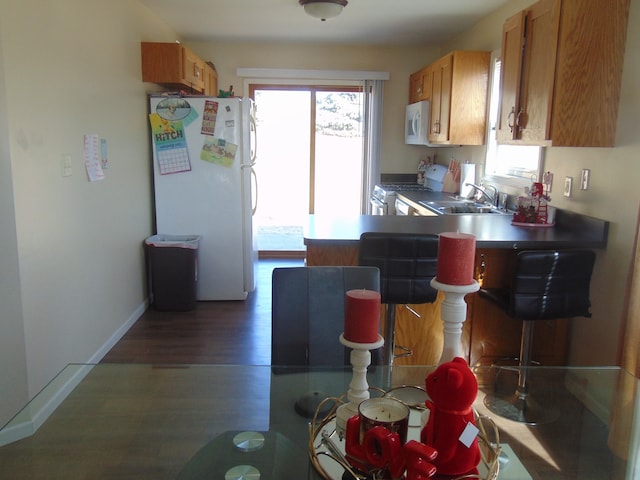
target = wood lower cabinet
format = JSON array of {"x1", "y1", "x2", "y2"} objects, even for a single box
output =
[
  {"x1": 306, "y1": 244, "x2": 359, "y2": 266},
  {"x1": 471, "y1": 249, "x2": 568, "y2": 366},
  {"x1": 469, "y1": 296, "x2": 569, "y2": 366},
  {"x1": 306, "y1": 244, "x2": 569, "y2": 366}
]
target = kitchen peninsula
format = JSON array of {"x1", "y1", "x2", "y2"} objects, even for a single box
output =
[{"x1": 304, "y1": 204, "x2": 608, "y2": 367}]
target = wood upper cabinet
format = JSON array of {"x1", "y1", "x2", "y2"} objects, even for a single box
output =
[
  {"x1": 427, "y1": 51, "x2": 490, "y2": 146},
  {"x1": 141, "y1": 42, "x2": 208, "y2": 93},
  {"x1": 428, "y1": 54, "x2": 452, "y2": 144},
  {"x1": 408, "y1": 65, "x2": 432, "y2": 104},
  {"x1": 203, "y1": 62, "x2": 218, "y2": 97},
  {"x1": 497, "y1": 0, "x2": 630, "y2": 147}
]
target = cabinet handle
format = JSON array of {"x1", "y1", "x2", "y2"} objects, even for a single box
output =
[
  {"x1": 507, "y1": 107, "x2": 515, "y2": 133},
  {"x1": 194, "y1": 65, "x2": 200, "y2": 79},
  {"x1": 433, "y1": 120, "x2": 440, "y2": 135},
  {"x1": 478, "y1": 254, "x2": 486, "y2": 286},
  {"x1": 515, "y1": 108, "x2": 524, "y2": 128}
]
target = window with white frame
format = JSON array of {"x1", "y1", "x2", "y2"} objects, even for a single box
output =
[{"x1": 484, "y1": 51, "x2": 542, "y2": 186}]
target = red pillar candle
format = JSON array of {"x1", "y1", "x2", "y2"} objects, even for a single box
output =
[
  {"x1": 344, "y1": 289, "x2": 381, "y2": 343},
  {"x1": 436, "y1": 232, "x2": 476, "y2": 285}
]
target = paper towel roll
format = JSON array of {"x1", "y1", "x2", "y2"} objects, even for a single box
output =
[{"x1": 460, "y1": 164, "x2": 476, "y2": 198}]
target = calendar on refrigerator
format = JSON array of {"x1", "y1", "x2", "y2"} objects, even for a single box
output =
[{"x1": 148, "y1": 113, "x2": 192, "y2": 175}]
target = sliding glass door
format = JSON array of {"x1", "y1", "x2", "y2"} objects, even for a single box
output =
[{"x1": 250, "y1": 85, "x2": 364, "y2": 253}]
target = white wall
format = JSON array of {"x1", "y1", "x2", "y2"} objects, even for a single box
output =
[
  {"x1": 442, "y1": 0, "x2": 640, "y2": 365},
  {"x1": 0, "y1": 0, "x2": 177, "y2": 425},
  {"x1": 191, "y1": 0, "x2": 640, "y2": 366},
  {"x1": 189, "y1": 40, "x2": 442, "y2": 175},
  {"x1": 0, "y1": 14, "x2": 28, "y2": 430}
]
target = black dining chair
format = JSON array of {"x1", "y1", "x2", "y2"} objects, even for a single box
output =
[
  {"x1": 358, "y1": 232, "x2": 439, "y2": 366},
  {"x1": 479, "y1": 249, "x2": 596, "y2": 424},
  {"x1": 271, "y1": 265, "x2": 381, "y2": 418}
]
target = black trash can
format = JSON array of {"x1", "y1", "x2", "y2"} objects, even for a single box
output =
[{"x1": 144, "y1": 235, "x2": 200, "y2": 311}]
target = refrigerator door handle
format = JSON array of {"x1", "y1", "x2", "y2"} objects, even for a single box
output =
[
  {"x1": 250, "y1": 167, "x2": 258, "y2": 215},
  {"x1": 241, "y1": 163, "x2": 257, "y2": 215},
  {"x1": 249, "y1": 115, "x2": 257, "y2": 164}
]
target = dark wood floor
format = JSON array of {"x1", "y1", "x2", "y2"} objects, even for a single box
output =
[
  {"x1": 12, "y1": 259, "x2": 629, "y2": 479},
  {"x1": 101, "y1": 258, "x2": 303, "y2": 365}
]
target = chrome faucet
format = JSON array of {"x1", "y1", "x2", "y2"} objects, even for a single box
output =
[{"x1": 465, "y1": 183, "x2": 498, "y2": 207}]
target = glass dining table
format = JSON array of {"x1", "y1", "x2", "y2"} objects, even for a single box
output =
[{"x1": 0, "y1": 363, "x2": 637, "y2": 479}]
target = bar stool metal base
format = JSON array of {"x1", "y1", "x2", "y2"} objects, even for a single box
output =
[
  {"x1": 383, "y1": 303, "x2": 413, "y2": 366},
  {"x1": 484, "y1": 391, "x2": 559, "y2": 425}
]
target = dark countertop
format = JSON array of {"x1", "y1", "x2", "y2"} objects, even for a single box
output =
[{"x1": 304, "y1": 191, "x2": 609, "y2": 249}]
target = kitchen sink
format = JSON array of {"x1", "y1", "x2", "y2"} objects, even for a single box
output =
[{"x1": 418, "y1": 200, "x2": 508, "y2": 215}]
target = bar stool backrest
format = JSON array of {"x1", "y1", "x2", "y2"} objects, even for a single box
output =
[
  {"x1": 509, "y1": 250, "x2": 596, "y2": 321},
  {"x1": 358, "y1": 232, "x2": 439, "y2": 305}
]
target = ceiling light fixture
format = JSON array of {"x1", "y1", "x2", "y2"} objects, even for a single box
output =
[{"x1": 299, "y1": 0, "x2": 348, "y2": 21}]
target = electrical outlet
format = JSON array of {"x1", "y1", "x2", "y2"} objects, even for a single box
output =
[
  {"x1": 581, "y1": 169, "x2": 590, "y2": 190},
  {"x1": 564, "y1": 177, "x2": 573, "y2": 197},
  {"x1": 61, "y1": 154, "x2": 72, "y2": 177}
]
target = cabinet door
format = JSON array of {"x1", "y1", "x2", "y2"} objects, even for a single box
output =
[
  {"x1": 428, "y1": 54, "x2": 452, "y2": 143},
  {"x1": 409, "y1": 66, "x2": 432, "y2": 104},
  {"x1": 409, "y1": 71, "x2": 422, "y2": 104},
  {"x1": 419, "y1": 66, "x2": 432, "y2": 102},
  {"x1": 551, "y1": 0, "x2": 629, "y2": 146},
  {"x1": 204, "y1": 64, "x2": 218, "y2": 96},
  {"x1": 497, "y1": 0, "x2": 561, "y2": 144},
  {"x1": 496, "y1": 11, "x2": 526, "y2": 143},
  {"x1": 182, "y1": 47, "x2": 206, "y2": 92},
  {"x1": 517, "y1": 0, "x2": 561, "y2": 144}
]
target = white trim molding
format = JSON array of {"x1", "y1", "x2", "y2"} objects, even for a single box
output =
[
  {"x1": 0, "y1": 299, "x2": 147, "y2": 446},
  {"x1": 236, "y1": 68, "x2": 389, "y2": 81}
]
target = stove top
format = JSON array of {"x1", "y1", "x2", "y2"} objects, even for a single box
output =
[
  {"x1": 372, "y1": 183, "x2": 430, "y2": 204},
  {"x1": 375, "y1": 183, "x2": 427, "y2": 193}
]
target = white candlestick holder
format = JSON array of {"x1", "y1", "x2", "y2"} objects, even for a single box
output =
[
  {"x1": 335, "y1": 333, "x2": 385, "y2": 436},
  {"x1": 430, "y1": 278, "x2": 479, "y2": 364}
]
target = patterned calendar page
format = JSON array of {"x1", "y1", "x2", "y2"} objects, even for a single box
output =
[{"x1": 149, "y1": 113, "x2": 192, "y2": 175}]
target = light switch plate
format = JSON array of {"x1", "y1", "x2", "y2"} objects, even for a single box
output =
[
  {"x1": 61, "y1": 154, "x2": 72, "y2": 177},
  {"x1": 564, "y1": 177, "x2": 573, "y2": 197}
]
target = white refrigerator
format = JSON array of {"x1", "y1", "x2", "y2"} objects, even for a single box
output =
[{"x1": 149, "y1": 95, "x2": 257, "y2": 301}]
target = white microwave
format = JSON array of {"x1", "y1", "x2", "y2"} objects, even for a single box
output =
[{"x1": 405, "y1": 101, "x2": 431, "y2": 145}]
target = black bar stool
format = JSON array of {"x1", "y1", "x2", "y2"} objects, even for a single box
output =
[
  {"x1": 479, "y1": 249, "x2": 596, "y2": 424},
  {"x1": 358, "y1": 232, "x2": 439, "y2": 366}
]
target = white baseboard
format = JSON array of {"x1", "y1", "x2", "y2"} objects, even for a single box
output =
[
  {"x1": 0, "y1": 364, "x2": 93, "y2": 447},
  {"x1": 87, "y1": 298, "x2": 148, "y2": 364},
  {"x1": 0, "y1": 299, "x2": 148, "y2": 447}
]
